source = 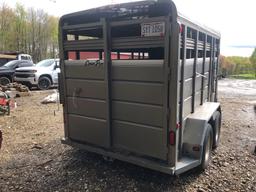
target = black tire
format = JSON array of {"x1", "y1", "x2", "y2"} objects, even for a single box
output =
[
  {"x1": 211, "y1": 111, "x2": 221, "y2": 149},
  {"x1": 0, "y1": 77, "x2": 11, "y2": 85},
  {"x1": 199, "y1": 123, "x2": 213, "y2": 170},
  {"x1": 38, "y1": 76, "x2": 51, "y2": 90}
]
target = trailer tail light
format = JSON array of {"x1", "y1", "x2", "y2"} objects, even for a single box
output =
[{"x1": 169, "y1": 131, "x2": 175, "y2": 145}]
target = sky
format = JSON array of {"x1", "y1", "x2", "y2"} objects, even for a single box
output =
[{"x1": 1, "y1": 0, "x2": 256, "y2": 57}]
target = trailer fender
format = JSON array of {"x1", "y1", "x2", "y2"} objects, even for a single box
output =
[
  {"x1": 210, "y1": 106, "x2": 221, "y2": 122},
  {"x1": 182, "y1": 119, "x2": 207, "y2": 160},
  {"x1": 182, "y1": 102, "x2": 220, "y2": 160}
]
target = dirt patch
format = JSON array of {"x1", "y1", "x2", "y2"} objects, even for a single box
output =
[
  {"x1": 0, "y1": 79, "x2": 255, "y2": 192},
  {"x1": 218, "y1": 78, "x2": 256, "y2": 98}
]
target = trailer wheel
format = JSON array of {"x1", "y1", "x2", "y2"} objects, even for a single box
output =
[
  {"x1": 200, "y1": 124, "x2": 213, "y2": 170},
  {"x1": 211, "y1": 111, "x2": 221, "y2": 149}
]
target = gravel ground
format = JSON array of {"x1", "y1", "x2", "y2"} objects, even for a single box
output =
[{"x1": 0, "y1": 79, "x2": 256, "y2": 192}]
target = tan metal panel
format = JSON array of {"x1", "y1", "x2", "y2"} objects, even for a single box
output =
[
  {"x1": 66, "y1": 79, "x2": 106, "y2": 99},
  {"x1": 195, "y1": 75, "x2": 202, "y2": 92},
  {"x1": 203, "y1": 86, "x2": 208, "y2": 102},
  {"x1": 183, "y1": 78, "x2": 193, "y2": 99},
  {"x1": 194, "y1": 91, "x2": 201, "y2": 108},
  {"x1": 67, "y1": 97, "x2": 106, "y2": 119},
  {"x1": 205, "y1": 58, "x2": 210, "y2": 72},
  {"x1": 196, "y1": 58, "x2": 203, "y2": 73},
  {"x1": 112, "y1": 81, "x2": 163, "y2": 105},
  {"x1": 112, "y1": 120, "x2": 166, "y2": 159},
  {"x1": 68, "y1": 114, "x2": 108, "y2": 147},
  {"x1": 184, "y1": 59, "x2": 194, "y2": 79},
  {"x1": 204, "y1": 72, "x2": 209, "y2": 87},
  {"x1": 112, "y1": 101, "x2": 163, "y2": 127},
  {"x1": 183, "y1": 97, "x2": 192, "y2": 118},
  {"x1": 112, "y1": 60, "x2": 164, "y2": 83},
  {"x1": 65, "y1": 60, "x2": 104, "y2": 80}
]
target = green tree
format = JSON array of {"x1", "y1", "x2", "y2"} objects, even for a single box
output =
[
  {"x1": 250, "y1": 48, "x2": 256, "y2": 78},
  {"x1": 14, "y1": 3, "x2": 27, "y2": 52},
  {"x1": 47, "y1": 16, "x2": 58, "y2": 58},
  {"x1": 220, "y1": 55, "x2": 251, "y2": 76},
  {"x1": 0, "y1": 4, "x2": 15, "y2": 51},
  {"x1": 0, "y1": 3, "x2": 59, "y2": 62}
]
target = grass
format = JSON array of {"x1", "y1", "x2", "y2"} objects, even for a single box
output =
[{"x1": 230, "y1": 73, "x2": 256, "y2": 79}]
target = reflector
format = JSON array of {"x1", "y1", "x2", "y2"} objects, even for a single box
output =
[{"x1": 169, "y1": 131, "x2": 175, "y2": 145}]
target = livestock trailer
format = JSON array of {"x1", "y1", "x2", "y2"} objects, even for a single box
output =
[{"x1": 59, "y1": 0, "x2": 221, "y2": 175}]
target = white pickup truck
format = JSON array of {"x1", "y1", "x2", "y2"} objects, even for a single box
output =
[{"x1": 14, "y1": 59, "x2": 60, "y2": 90}]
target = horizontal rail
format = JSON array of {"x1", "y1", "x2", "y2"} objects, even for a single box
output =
[
  {"x1": 110, "y1": 16, "x2": 166, "y2": 27},
  {"x1": 62, "y1": 21, "x2": 102, "y2": 32},
  {"x1": 64, "y1": 36, "x2": 165, "y2": 51},
  {"x1": 64, "y1": 39, "x2": 104, "y2": 51},
  {"x1": 180, "y1": 38, "x2": 211, "y2": 51},
  {"x1": 112, "y1": 36, "x2": 165, "y2": 49}
]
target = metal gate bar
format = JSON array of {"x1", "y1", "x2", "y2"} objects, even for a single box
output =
[{"x1": 102, "y1": 18, "x2": 112, "y2": 147}]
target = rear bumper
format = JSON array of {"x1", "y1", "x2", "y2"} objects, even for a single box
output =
[{"x1": 61, "y1": 137, "x2": 175, "y2": 175}]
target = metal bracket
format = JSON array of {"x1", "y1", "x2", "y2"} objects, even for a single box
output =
[{"x1": 196, "y1": 72, "x2": 206, "y2": 78}]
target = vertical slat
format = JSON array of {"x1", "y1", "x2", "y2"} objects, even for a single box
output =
[
  {"x1": 207, "y1": 37, "x2": 213, "y2": 101},
  {"x1": 208, "y1": 37, "x2": 215, "y2": 101},
  {"x1": 102, "y1": 18, "x2": 112, "y2": 147},
  {"x1": 59, "y1": 21, "x2": 69, "y2": 137},
  {"x1": 178, "y1": 25, "x2": 187, "y2": 157},
  {"x1": 192, "y1": 30, "x2": 198, "y2": 112},
  {"x1": 210, "y1": 38, "x2": 216, "y2": 101},
  {"x1": 201, "y1": 34, "x2": 207, "y2": 104},
  {"x1": 214, "y1": 39, "x2": 220, "y2": 102},
  {"x1": 163, "y1": 16, "x2": 170, "y2": 162},
  {"x1": 75, "y1": 35, "x2": 80, "y2": 60},
  {"x1": 168, "y1": 19, "x2": 180, "y2": 166}
]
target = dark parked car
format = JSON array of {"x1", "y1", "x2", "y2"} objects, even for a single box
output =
[{"x1": 0, "y1": 60, "x2": 34, "y2": 85}]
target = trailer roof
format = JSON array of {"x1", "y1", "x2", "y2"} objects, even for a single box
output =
[
  {"x1": 60, "y1": 0, "x2": 220, "y2": 38},
  {"x1": 178, "y1": 12, "x2": 220, "y2": 38}
]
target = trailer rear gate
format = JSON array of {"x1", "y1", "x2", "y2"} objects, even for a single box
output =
[
  {"x1": 65, "y1": 59, "x2": 166, "y2": 159},
  {"x1": 59, "y1": 0, "x2": 220, "y2": 174}
]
